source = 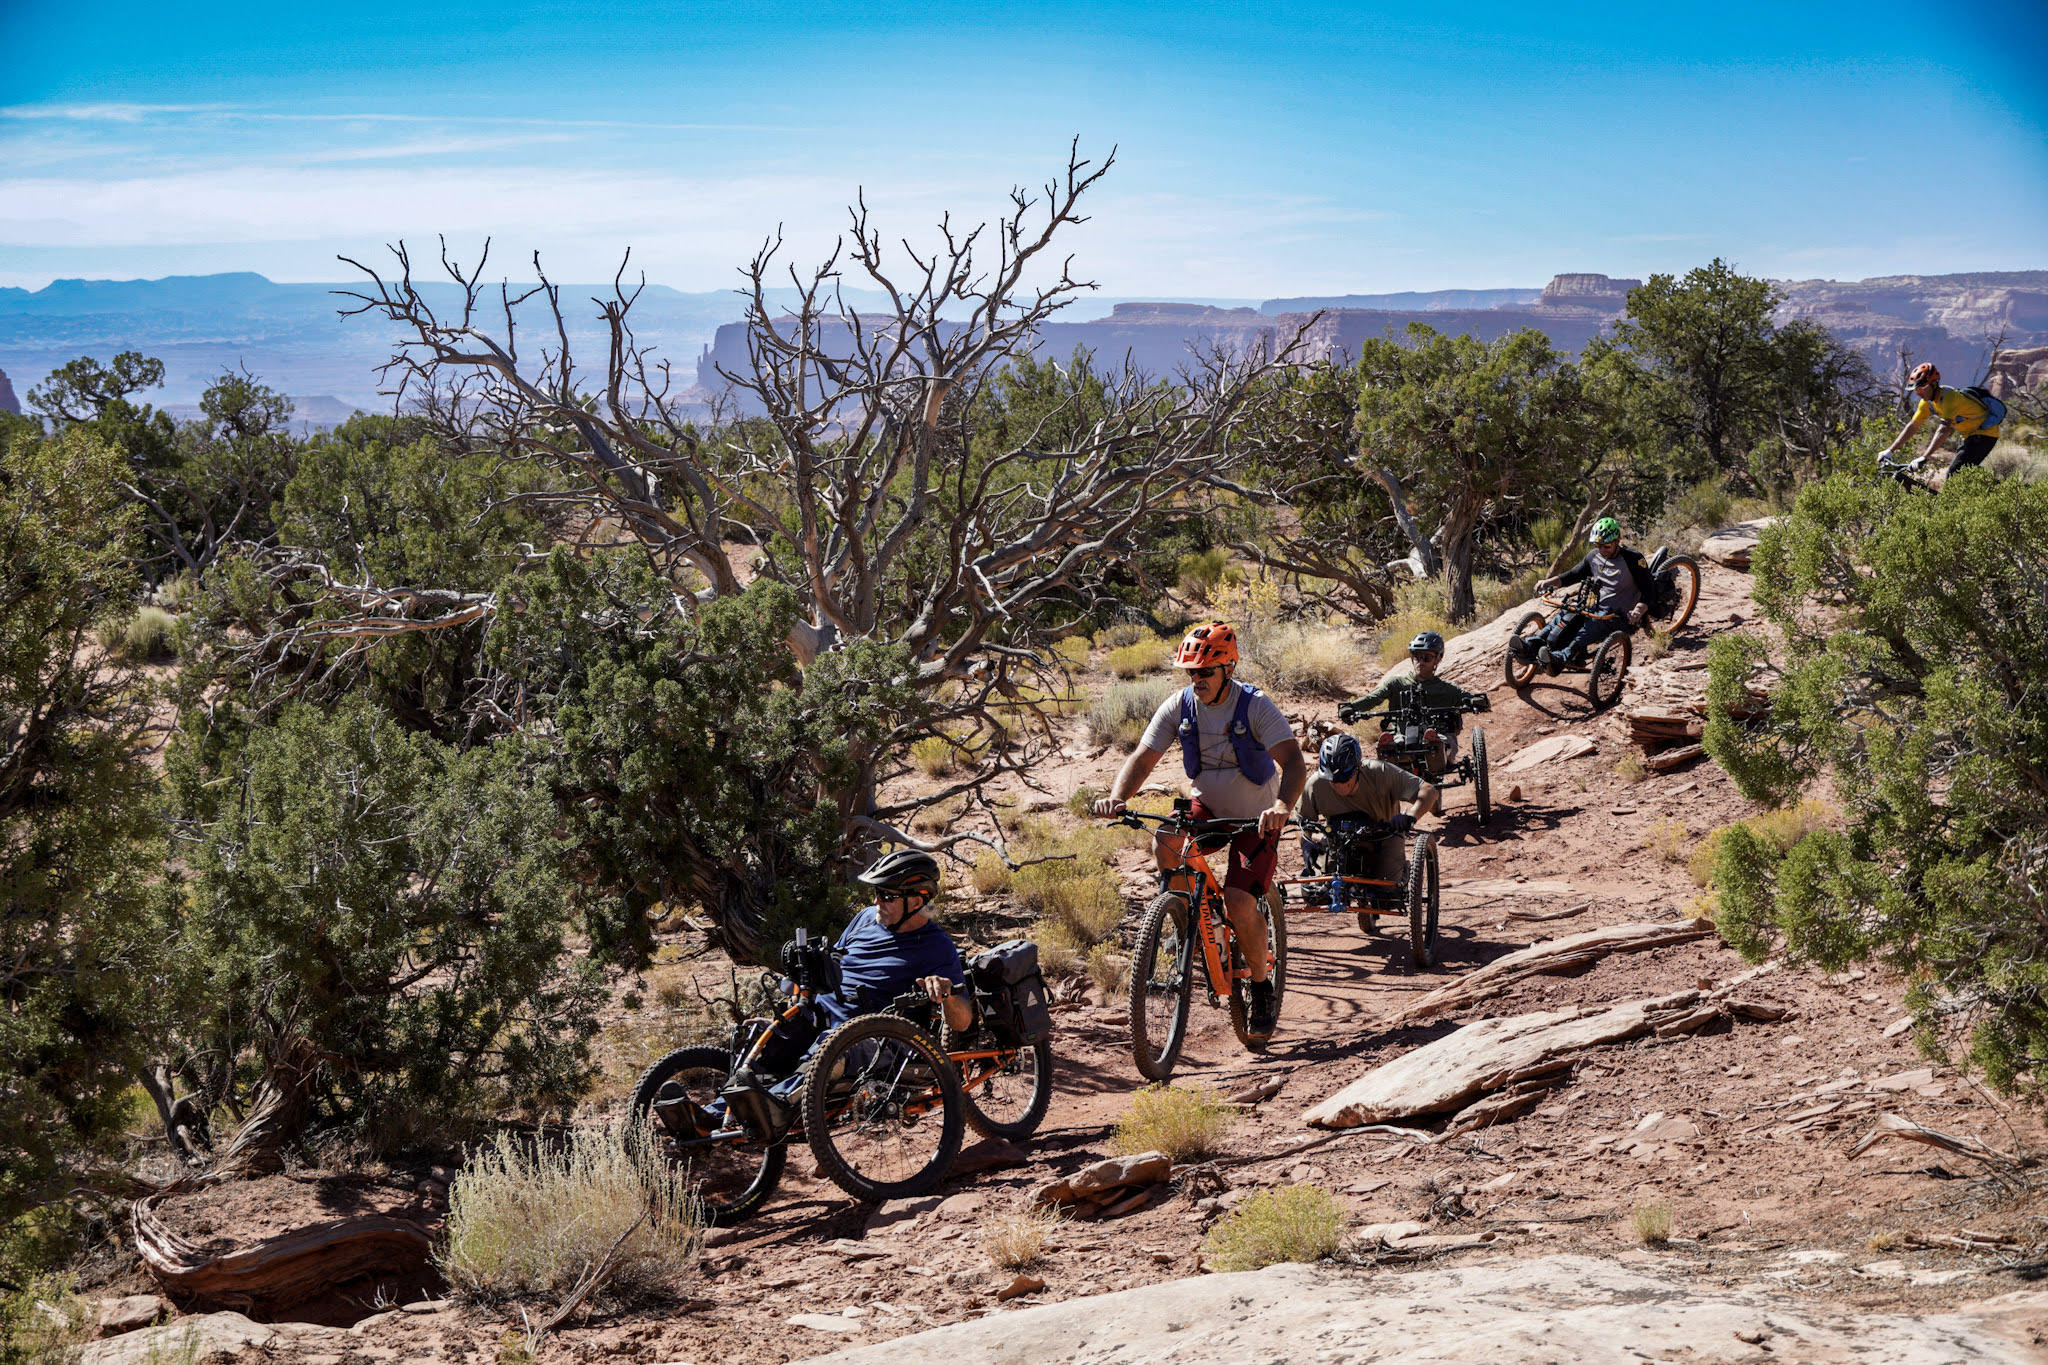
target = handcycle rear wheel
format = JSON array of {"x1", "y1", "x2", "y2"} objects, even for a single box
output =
[
  {"x1": 800, "y1": 1013, "x2": 964, "y2": 1204},
  {"x1": 628, "y1": 1046, "x2": 787, "y2": 1228},
  {"x1": 1587, "y1": 630, "x2": 1632, "y2": 710},
  {"x1": 1657, "y1": 554, "x2": 1702, "y2": 632},
  {"x1": 1128, "y1": 891, "x2": 1196, "y2": 1083},
  {"x1": 1227, "y1": 887, "x2": 1289, "y2": 1052},
  {"x1": 1504, "y1": 612, "x2": 1545, "y2": 688},
  {"x1": 1471, "y1": 727, "x2": 1491, "y2": 825},
  {"x1": 1406, "y1": 832, "x2": 1441, "y2": 971},
  {"x1": 942, "y1": 1029, "x2": 1055, "y2": 1142}
]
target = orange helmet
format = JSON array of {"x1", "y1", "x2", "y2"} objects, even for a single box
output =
[
  {"x1": 1173, "y1": 621, "x2": 1239, "y2": 669},
  {"x1": 1909, "y1": 362, "x2": 1940, "y2": 389}
]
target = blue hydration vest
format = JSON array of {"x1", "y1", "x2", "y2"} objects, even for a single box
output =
[{"x1": 1178, "y1": 682, "x2": 1277, "y2": 784}]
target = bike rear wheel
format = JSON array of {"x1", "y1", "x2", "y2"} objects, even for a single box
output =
[
  {"x1": 1587, "y1": 630, "x2": 1631, "y2": 710},
  {"x1": 1471, "y1": 728, "x2": 1491, "y2": 826},
  {"x1": 1406, "y1": 832, "x2": 1441, "y2": 972},
  {"x1": 1227, "y1": 888, "x2": 1289, "y2": 1052},
  {"x1": 1504, "y1": 612, "x2": 1545, "y2": 687},
  {"x1": 800, "y1": 1014, "x2": 964, "y2": 1204},
  {"x1": 946, "y1": 1031, "x2": 1054, "y2": 1142},
  {"x1": 1129, "y1": 891, "x2": 1195, "y2": 1082},
  {"x1": 628, "y1": 1046, "x2": 786, "y2": 1228}
]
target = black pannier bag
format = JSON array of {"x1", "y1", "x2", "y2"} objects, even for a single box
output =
[{"x1": 969, "y1": 939, "x2": 1054, "y2": 1046}]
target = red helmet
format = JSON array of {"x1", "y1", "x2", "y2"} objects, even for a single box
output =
[
  {"x1": 1909, "y1": 362, "x2": 1940, "y2": 389},
  {"x1": 1173, "y1": 621, "x2": 1239, "y2": 670}
]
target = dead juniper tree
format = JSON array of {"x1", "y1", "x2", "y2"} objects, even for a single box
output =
[{"x1": 316, "y1": 145, "x2": 1308, "y2": 956}]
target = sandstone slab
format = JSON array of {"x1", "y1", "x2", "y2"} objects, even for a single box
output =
[
  {"x1": 81, "y1": 1312, "x2": 276, "y2": 1365},
  {"x1": 1700, "y1": 518, "x2": 1777, "y2": 570}
]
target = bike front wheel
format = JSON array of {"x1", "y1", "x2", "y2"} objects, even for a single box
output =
[
  {"x1": 800, "y1": 1014, "x2": 964, "y2": 1204},
  {"x1": 1587, "y1": 630, "x2": 1632, "y2": 710},
  {"x1": 628, "y1": 1046, "x2": 787, "y2": 1228},
  {"x1": 1406, "y1": 832, "x2": 1441, "y2": 972},
  {"x1": 1129, "y1": 892, "x2": 1195, "y2": 1082},
  {"x1": 1471, "y1": 727, "x2": 1491, "y2": 826},
  {"x1": 1227, "y1": 887, "x2": 1289, "y2": 1052}
]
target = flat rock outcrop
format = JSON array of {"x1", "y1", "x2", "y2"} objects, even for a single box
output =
[{"x1": 803, "y1": 1255, "x2": 2048, "y2": 1364}]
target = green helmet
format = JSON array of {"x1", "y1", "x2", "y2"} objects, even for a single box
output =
[{"x1": 1588, "y1": 516, "x2": 1622, "y2": 546}]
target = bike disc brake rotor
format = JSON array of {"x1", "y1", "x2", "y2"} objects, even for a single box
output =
[{"x1": 825, "y1": 1040, "x2": 949, "y2": 1187}]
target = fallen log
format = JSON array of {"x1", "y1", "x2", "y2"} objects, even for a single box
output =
[
  {"x1": 1848, "y1": 1113, "x2": 2019, "y2": 1172},
  {"x1": 1644, "y1": 744, "x2": 1705, "y2": 773},
  {"x1": 133, "y1": 1199, "x2": 433, "y2": 1310},
  {"x1": 1389, "y1": 920, "x2": 1716, "y2": 1026}
]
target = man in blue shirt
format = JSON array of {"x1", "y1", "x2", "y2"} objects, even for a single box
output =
[{"x1": 657, "y1": 850, "x2": 969, "y2": 1136}]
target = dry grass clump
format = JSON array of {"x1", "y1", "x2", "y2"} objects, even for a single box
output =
[
  {"x1": 1095, "y1": 621, "x2": 1152, "y2": 650},
  {"x1": 1373, "y1": 583, "x2": 1459, "y2": 668},
  {"x1": 96, "y1": 605, "x2": 179, "y2": 663},
  {"x1": 971, "y1": 850, "x2": 1012, "y2": 896},
  {"x1": 1085, "y1": 940, "x2": 1129, "y2": 995},
  {"x1": 1201, "y1": 1185, "x2": 1345, "y2": 1271},
  {"x1": 1113, "y1": 1084, "x2": 1236, "y2": 1162},
  {"x1": 442, "y1": 1123, "x2": 700, "y2": 1306},
  {"x1": 980, "y1": 1203, "x2": 1064, "y2": 1269},
  {"x1": 1087, "y1": 678, "x2": 1177, "y2": 749},
  {"x1": 1244, "y1": 622, "x2": 1355, "y2": 697},
  {"x1": 1106, "y1": 634, "x2": 1172, "y2": 678},
  {"x1": 0, "y1": 1272, "x2": 99, "y2": 1362},
  {"x1": 910, "y1": 736, "x2": 957, "y2": 777},
  {"x1": 1049, "y1": 635, "x2": 1093, "y2": 669},
  {"x1": 1647, "y1": 818, "x2": 1691, "y2": 866},
  {"x1": 1639, "y1": 627, "x2": 1675, "y2": 661},
  {"x1": 1630, "y1": 1200, "x2": 1675, "y2": 1245},
  {"x1": 1473, "y1": 570, "x2": 1542, "y2": 622},
  {"x1": 1689, "y1": 798, "x2": 1834, "y2": 888},
  {"x1": 1615, "y1": 752, "x2": 1649, "y2": 785},
  {"x1": 1175, "y1": 547, "x2": 1233, "y2": 603},
  {"x1": 1027, "y1": 917, "x2": 1086, "y2": 976}
]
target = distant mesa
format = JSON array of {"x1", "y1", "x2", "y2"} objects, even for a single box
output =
[
  {"x1": 0, "y1": 367, "x2": 18, "y2": 415},
  {"x1": 1536, "y1": 273, "x2": 1643, "y2": 312},
  {"x1": 1987, "y1": 345, "x2": 2048, "y2": 399}
]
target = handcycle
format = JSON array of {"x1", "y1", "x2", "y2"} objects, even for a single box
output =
[
  {"x1": 1114, "y1": 801, "x2": 1288, "y2": 1082},
  {"x1": 1279, "y1": 816, "x2": 1441, "y2": 969},
  {"x1": 1339, "y1": 696, "x2": 1491, "y2": 825},
  {"x1": 1501, "y1": 543, "x2": 1699, "y2": 709},
  {"x1": 629, "y1": 930, "x2": 1054, "y2": 1226}
]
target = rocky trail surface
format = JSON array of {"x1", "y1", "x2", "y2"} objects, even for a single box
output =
[{"x1": 90, "y1": 558, "x2": 2048, "y2": 1364}]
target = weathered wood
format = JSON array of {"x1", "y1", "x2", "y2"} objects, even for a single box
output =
[
  {"x1": 1849, "y1": 1113, "x2": 2017, "y2": 1170},
  {"x1": 1644, "y1": 744, "x2": 1705, "y2": 772},
  {"x1": 1389, "y1": 920, "x2": 1717, "y2": 1026},
  {"x1": 133, "y1": 1198, "x2": 432, "y2": 1309}
]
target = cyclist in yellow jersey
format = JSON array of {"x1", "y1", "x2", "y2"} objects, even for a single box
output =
[{"x1": 1879, "y1": 362, "x2": 2002, "y2": 489}]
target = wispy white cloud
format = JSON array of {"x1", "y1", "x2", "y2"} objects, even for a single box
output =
[
  {"x1": 0, "y1": 102, "x2": 232, "y2": 122},
  {"x1": 293, "y1": 134, "x2": 578, "y2": 164},
  {"x1": 0, "y1": 100, "x2": 815, "y2": 135}
]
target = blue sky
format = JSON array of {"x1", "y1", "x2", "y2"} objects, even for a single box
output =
[{"x1": 1, "y1": 0, "x2": 2042, "y2": 297}]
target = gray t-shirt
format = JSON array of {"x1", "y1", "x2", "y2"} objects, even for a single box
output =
[
  {"x1": 1589, "y1": 550, "x2": 1642, "y2": 618},
  {"x1": 1139, "y1": 681, "x2": 1295, "y2": 819}
]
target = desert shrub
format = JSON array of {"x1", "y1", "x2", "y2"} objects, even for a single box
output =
[
  {"x1": 1647, "y1": 818, "x2": 1691, "y2": 866},
  {"x1": 980, "y1": 1204, "x2": 1063, "y2": 1270},
  {"x1": 1986, "y1": 445, "x2": 2048, "y2": 483},
  {"x1": 1244, "y1": 622, "x2": 1354, "y2": 697},
  {"x1": 910, "y1": 736, "x2": 956, "y2": 777},
  {"x1": 1615, "y1": 752, "x2": 1648, "y2": 784},
  {"x1": 1066, "y1": 784, "x2": 1105, "y2": 819},
  {"x1": 1095, "y1": 621, "x2": 1150, "y2": 650},
  {"x1": 1013, "y1": 861, "x2": 1123, "y2": 945},
  {"x1": 1639, "y1": 627, "x2": 1674, "y2": 661},
  {"x1": 1113, "y1": 1084, "x2": 1235, "y2": 1162},
  {"x1": 1704, "y1": 471, "x2": 2048, "y2": 1101},
  {"x1": 1373, "y1": 580, "x2": 1459, "y2": 667},
  {"x1": 1529, "y1": 515, "x2": 1570, "y2": 556},
  {"x1": 1087, "y1": 678, "x2": 1177, "y2": 749},
  {"x1": 1643, "y1": 473, "x2": 1771, "y2": 556},
  {"x1": 1176, "y1": 547, "x2": 1231, "y2": 602},
  {"x1": 1106, "y1": 635, "x2": 1172, "y2": 678},
  {"x1": 97, "y1": 605, "x2": 178, "y2": 662},
  {"x1": 1202, "y1": 1185, "x2": 1344, "y2": 1271},
  {"x1": 1687, "y1": 799, "x2": 1834, "y2": 889},
  {"x1": 1049, "y1": 635, "x2": 1093, "y2": 669},
  {"x1": 1630, "y1": 1200, "x2": 1674, "y2": 1245},
  {"x1": 1473, "y1": 570, "x2": 1542, "y2": 622},
  {"x1": 971, "y1": 851, "x2": 1012, "y2": 895},
  {"x1": 1085, "y1": 941, "x2": 1130, "y2": 995},
  {"x1": 442, "y1": 1123, "x2": 699, "y2": 1305},
  {"x1": 0, "y1": 1271, "x2": 96, "y2": 1364},
  {"x1": 1027, "y1": 917, "x2": 1086, "y2": 976}
]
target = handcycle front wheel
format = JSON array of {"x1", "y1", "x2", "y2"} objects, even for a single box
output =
[
  {"x1": 1587, "y1": 630, "x2": 1632, "y2": 709},
  {"x1": 800, "y1": 1013, "x2": 965, "y2": 1204},
  {"x1": 627, "y1": 1045, "x2": 787, "y2": 1228},
  {"x1": 1504, "y1": 612, "x2": 1545, "y2": 688},
  {"x1": 1129, "y1": 891, "x2": 1196, "y2": 1083},
  {"x1": 1406, "y1": 832, "x2": 1441, "y2": 972},
  {"x1": 1471, "y1": 727, "x2": 1491, "y2": 826},
  {"x1": 1227, "y1": 887, "x2": 1289, "y2": 1053},
  {"x1": 941, "y1": 1027, "x2": 1055, "y2": 1142}
]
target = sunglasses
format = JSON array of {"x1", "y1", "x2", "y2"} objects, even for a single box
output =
[{"x1": 1188, "y1": 666, "x2": 1222, "y2": 679}]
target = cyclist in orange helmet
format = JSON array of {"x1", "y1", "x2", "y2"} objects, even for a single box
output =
[
  {"x1": 1093, "y1": 621, "x2": 1306, "y2": 1037},
  {"x1": 1879, "y1": 362, "x2": 2005, "y2": 489}
]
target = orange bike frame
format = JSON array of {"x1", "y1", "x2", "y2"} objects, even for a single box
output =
[{"x1": 1158, "y1": 846, "x2": 1235, "y2": 997}]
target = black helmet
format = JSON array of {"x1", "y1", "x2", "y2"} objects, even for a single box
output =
[
  {"x1": 1319, "y1": 732, "x2": 1363, "y2": 783},
  {"x1": 857, "y1": 849, "x2": 941, "y2": 900},
  {"x1": 1408, "y1": 631, "x2": 1446, "y2": 656}
]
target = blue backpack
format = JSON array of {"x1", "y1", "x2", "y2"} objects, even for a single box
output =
[
  {"x1": 1178, "y1": 682, "x2": 1277, "y2": 784},
  {"x1": 1957, "y1": 385, "x2": 2008, "y2": 431}
]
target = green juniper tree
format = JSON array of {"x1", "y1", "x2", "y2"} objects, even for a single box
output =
[{"x1": 1704, "y1": 467, "x2": 2048, "y2": 1099}]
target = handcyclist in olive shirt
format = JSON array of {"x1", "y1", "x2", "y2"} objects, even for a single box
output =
[{"x1": 1337, "y1": 631, "x2": 1489, "y2": 765}]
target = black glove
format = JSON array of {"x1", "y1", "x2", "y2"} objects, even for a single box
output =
[
  {"x1": 1389, "y1": 812, "x2": 1414, "y2": 833},
  {"x1": 1469, "y1": 693, "x2": 1491, "y2": 712},
  {"x1": 1337, "y1": 700, "x2": 1364, "y2": 724}
]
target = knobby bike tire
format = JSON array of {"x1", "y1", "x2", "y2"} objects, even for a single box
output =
[
  {"x1": 1504, "y1": 612, "x2": 1545, "y2": 688},
  {"x1": 1661, "y1": 555, "x2": 1702, "y2": 632},
  {"x1": 1587, "y1": 631, "x2": 1631, "y2": 710},
  {"x1": 1406, "y1": 831, "x2": 1441, "y2": 972},
  {"x1": 1128, "y1": 891, "x2": 1195, "y2": 1082},
  {"x1": 800, "y1": 1013, "x2": 964, "y2": 1204},
  {"x1": 941, "y1": 1028, "x2": 1055, "y2": 1142},
  {"x1": 627, "y1": 1045, "x2": 786, "y2": 1228},
  {"x1": 1471, "y1": 728, "x2": 1491, "y2": 826},
  {"x1": 1227, "y1": 887, "x2": 1289, "y2": 1052}
]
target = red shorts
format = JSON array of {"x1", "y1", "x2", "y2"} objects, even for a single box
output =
[{"x1": 1189, "y1": 796, "x2": 1280, "y2": 897}]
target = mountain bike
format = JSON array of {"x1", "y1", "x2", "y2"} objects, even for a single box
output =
[
  {"x1": 1114, "y1": 802, "x2": 1288, "y2": 1082},
  {"x1": 1877, "y1": 453, "x2": 1937, "y2": 492},
  {"x1": 1281, "y1": 816, "x2": 1440, "y2": 969},
  {"x1": 1339, "y1": 698, "x2": 1490, "y2": 826},
  {"x1": 629, "y1": 933, "x2": 1052, "y2": 1226}
]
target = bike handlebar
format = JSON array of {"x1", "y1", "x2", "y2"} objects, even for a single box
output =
[
  {"x1": 1114, "y1": 809, "x2": 1292, "y2": 837},
  {"x1": 1536, "y1": 591, "x2": 1622, "y2": 621}
]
